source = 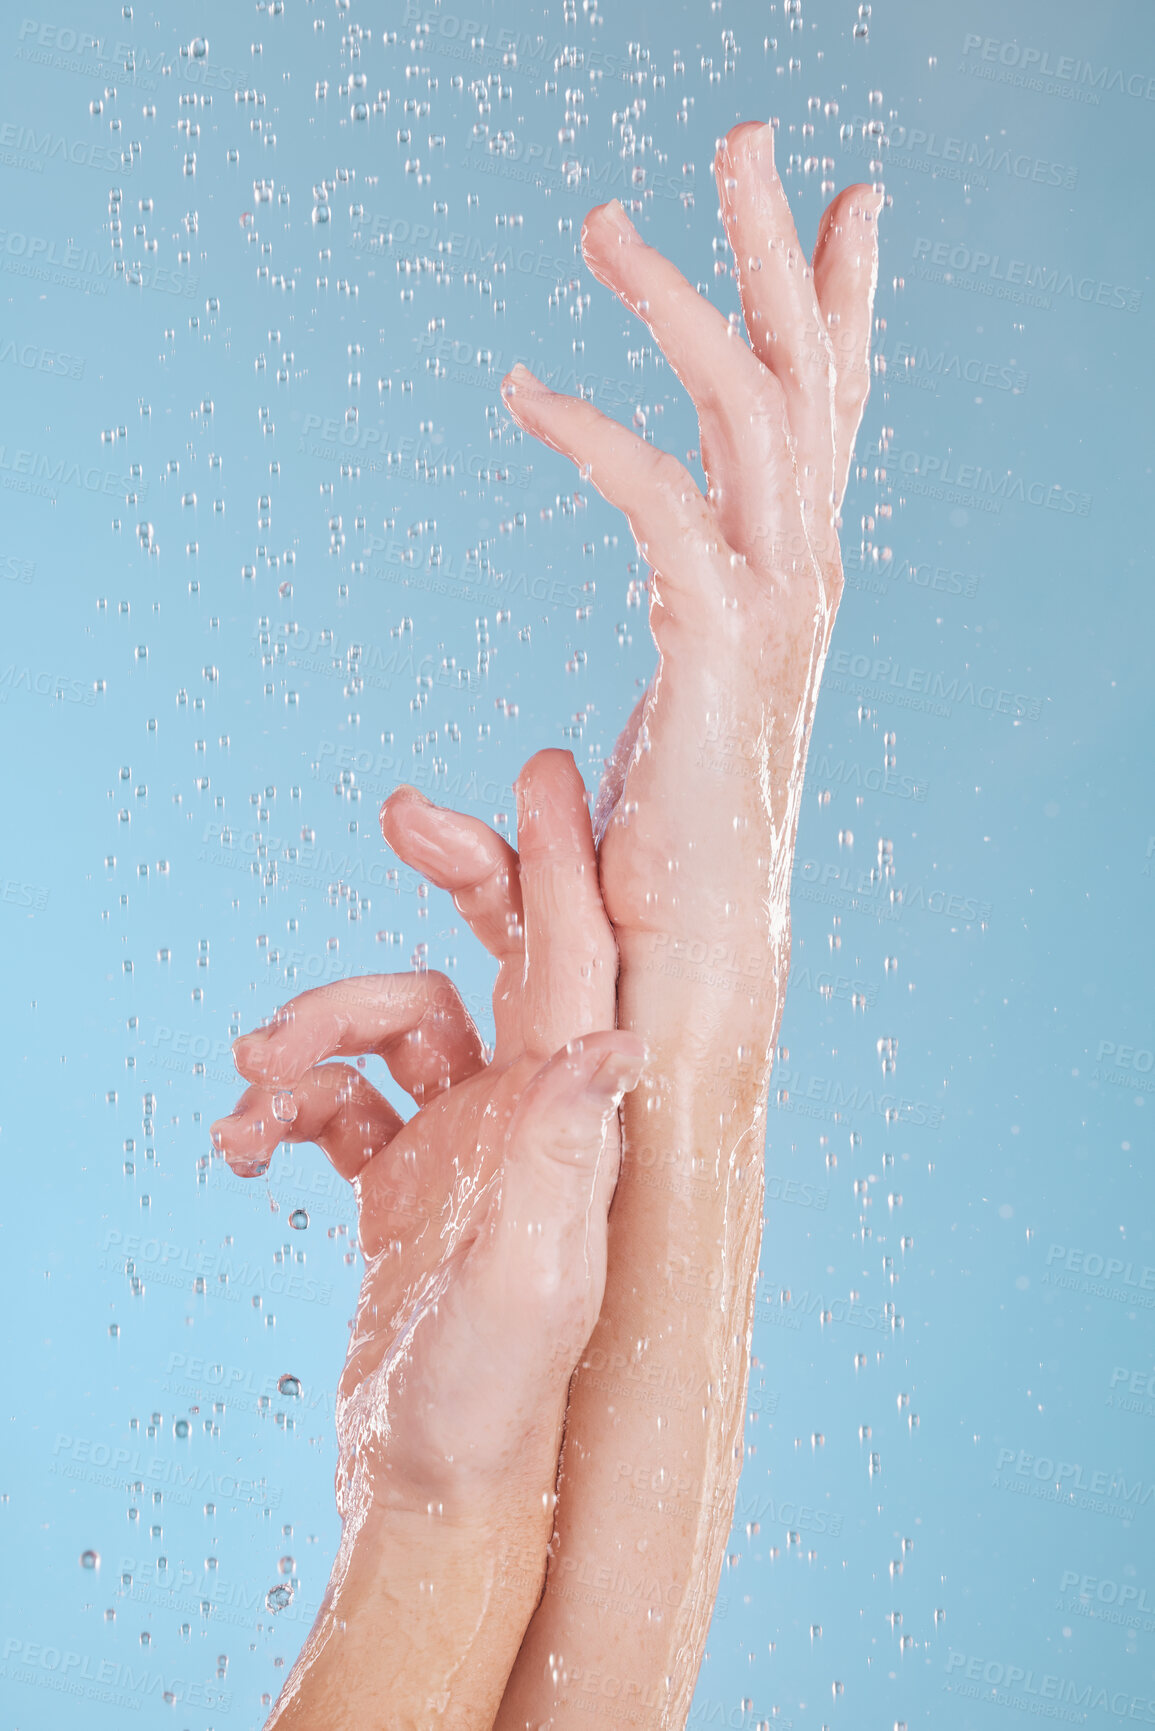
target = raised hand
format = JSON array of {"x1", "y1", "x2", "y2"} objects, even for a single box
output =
[
  {"x1": 495, "y1": 125, "x2": 882, "y2": 1727},
  {"x1": 212, "y1": 750, "x2": 643, "y2": 1729},
  {"x1": 501, "y1": 120, "x2": 881, "y2": 957}
]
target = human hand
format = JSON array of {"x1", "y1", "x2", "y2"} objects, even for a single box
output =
[
  {"x1": 211, "y1": 750, "x2": 643, "y2": 1727},
  {"x1": 494, "y1": 130, "x2": 882, "y2": 1727},
  {"x1": 501, "y1": 123, "x2": 881, "y2": 970}
]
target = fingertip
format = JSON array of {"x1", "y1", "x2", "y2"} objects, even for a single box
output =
[
  {"x1": 514, "y1": 747, "x2": 587, "y2": 837},
  {"x1": 847, "y1": 181, "x2": 885, "y2": 221},
  {"x1": 720, "y1": 119, "x2": 774, "y2": 177},
  {"x1": 585, "y1": 1032, "x2": 648, "y2": 1101},
  {"x1": 211, "y1": 1109, "x2": 271, "y2": 1177},
  {"x1": 209, "y1": 1114, "x2": 234, "y2": 1153},
  {"x1": 582, "y1": 200, "x2": 636, "y2": 251},
  {"x1": 580, "y1": 200, "x2": 610, "y2": 237},
  {"x1": 517, "y1": 745, "x2": 578, "y2": 784},
  {"x1": 232, "y1": 1030, "x2": 273, "y2": 1079},
  {"x1": 380, "y1": 782, "x2": 433, "y2": 843},
  {"x1": 825, "y1": 182, "x2": 884, "y2": 231},
  {"x1": 501, "y1": 361, "x2": 541, "y2": 401},
  {"x1": 229, "y1": 1153, "x2": 271, "y2": 1180}
]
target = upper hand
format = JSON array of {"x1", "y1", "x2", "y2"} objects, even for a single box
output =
[{"x1": 499, "y1": 124, "x2": 881, "y2": 951}]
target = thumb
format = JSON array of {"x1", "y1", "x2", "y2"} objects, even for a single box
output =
[
  {"x1": 504, "y1": 1027, "x2": 646, "y2": 1224},
  {"x1": 458, "y1": 1031, "x2": 647, "y2": 1396}
]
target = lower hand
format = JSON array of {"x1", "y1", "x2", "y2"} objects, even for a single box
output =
[{"x1": 211, "y1": 750, "x2": 644, "y2": 1725}]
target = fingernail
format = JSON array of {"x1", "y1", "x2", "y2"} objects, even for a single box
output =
[
  {"x1": 388, "y1": 783, "x2": 430, "y2": 806},
  {"x1": 233, "y1": 1030, "x2": 271, "y2": 1066},
  {"x1": 502, "y1": 361, "x2": 539, "y2": 398},
  {"x1": 239, "y1": 1017, "x2": 279, "y2": 1043},
  {"x1": 233, "y1": 1154, "x2": 270, "y2": 1179},
  {"x1": 586, "y1": 1041, "x2": 647, "y2": 1101},
  {"x1": 393, "y1": 821, "x2": 455, "y2": 878},
  {"x1": 603, "y1": 199, "x2": 637, "y2": 240},
  {"x1": 210, "y1": 1103, "x2": 248, "y2": 1146}
]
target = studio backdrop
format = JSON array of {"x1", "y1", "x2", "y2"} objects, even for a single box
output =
[{"x1": 2, "y1": 0, "x2": 1152, "y2": 1725}]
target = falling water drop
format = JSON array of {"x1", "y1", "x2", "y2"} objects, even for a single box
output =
[{"x1": 272, "y1": 1091, "x2": 297, "y2": 1125}]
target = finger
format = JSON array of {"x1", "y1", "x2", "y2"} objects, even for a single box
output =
[
  {"x1": 715, "y1": 121, "x2": 837, "y2": 528},
  {"x1": 340, "y1": 1035, "x2": 645, "y2": 1491},
  {"x1": 445, "y1": 1034, "x2": 646, "y2": 1447},
  {"x1": 231, "y1": 971, "x2": 484, "y2": 1105},
  {"x1": 812, "y1": 182, "x2": 883, "y2": 514},
  {"x1": 210, "y1": 1064, "x2": 403, "y2": 1182},
  {"x1": 380, "y1": 785, "x2": 524, "y2": 962},
  {"x1": 515, "y1": 750, "x2": 618, "y2": 1059},
  {"x1": 580, "y1": 201, "x2": 805, "y2": 573},
  {"x1": 500, "y1": 363, "x2": 719, "y2": 609}
]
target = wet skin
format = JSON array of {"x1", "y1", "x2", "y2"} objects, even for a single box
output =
[{"x1": 216, "y1": 119, "x2": 880, "y2": 1730}]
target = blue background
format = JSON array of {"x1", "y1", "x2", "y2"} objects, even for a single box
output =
[{"x1": 1, "y1": 0, "x2": 1152, "y2": 1725}]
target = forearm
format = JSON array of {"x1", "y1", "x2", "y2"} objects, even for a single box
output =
[
  {"x1": 498, "y1": 636, "x2": 825, "y2": 1725},
  {"x1": 496, "y1": 960, "x2": 782, "y2": 1728},
  {"x1": 272, "y1": 1496, "x2": 554, "y2": 1731}
]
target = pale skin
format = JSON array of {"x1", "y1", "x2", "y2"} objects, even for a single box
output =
[
  {"x1": 212, "y1": 751, "x2": 646, "y2": 1730},
  {"x1": 489, "y1": 120, "x2": 881, "y2": 1727},
  {"x1": 217, "y1": 119, "x2": 880, "y2": 1728}
]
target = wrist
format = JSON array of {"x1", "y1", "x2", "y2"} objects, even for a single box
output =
[
  {"x1": 616, "y1": 925, "x2": 784, "y2": 1063},
  {"x1": 271, "y1": 1496, "x2": 554, "y2": 1731}
]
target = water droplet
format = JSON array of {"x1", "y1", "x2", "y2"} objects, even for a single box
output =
[
  {"x1": 272, "y1": 1091, "x2": 297, "y2": 1125},
  {"x1": 277, "y1": 1374, "x2": 301, "y2": 1399},
  {"x1": 289, "y1": 1208, "x2": 309, "y2": 1231},
  {"x1": 80, "y1": 1549, "x2": 100, "y2": 1570},
  {"x1": 173, "y1": 1418, "x2": 190, "y2": 1439},
  {"x1": 266, "y1": 1582, "x2": 294, "y2": 1613}
]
